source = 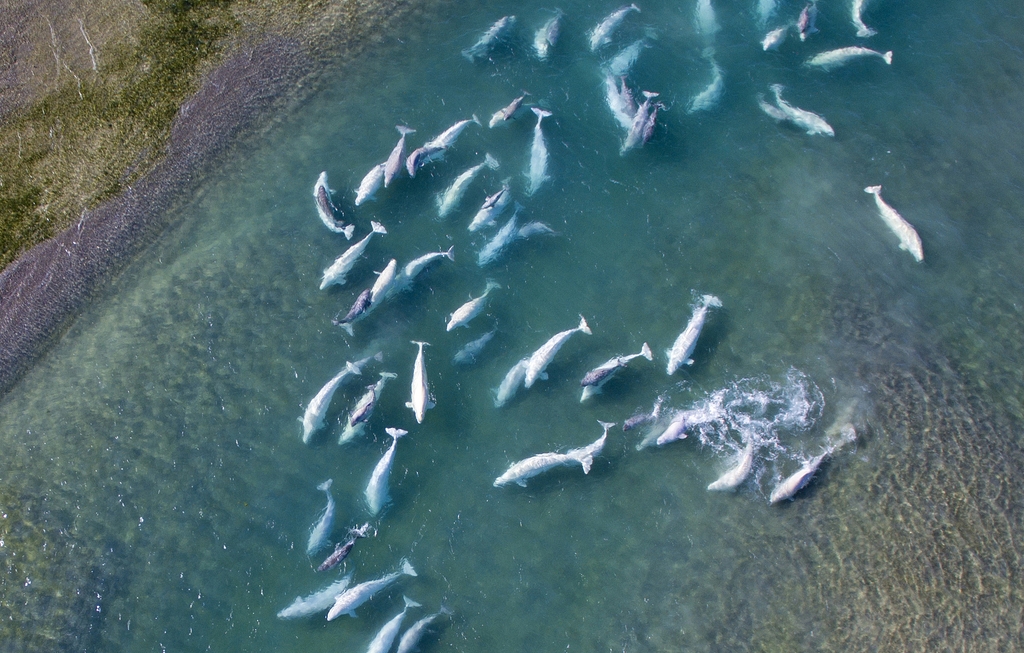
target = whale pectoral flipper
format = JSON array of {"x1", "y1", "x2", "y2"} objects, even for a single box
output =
[
  {"x1": 405, "y1": 401, "x2": 414, "y2": 408},
  {"x1": 516, "y1": 479, "x2": 528, "y2": 487},
  {"x1": 540, "y1": 372, "x2": 549, "y2": 380}
]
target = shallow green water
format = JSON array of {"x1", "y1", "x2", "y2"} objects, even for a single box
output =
[{"x1": 3, "y1": 0, "x2": 1024, "y2": 650}]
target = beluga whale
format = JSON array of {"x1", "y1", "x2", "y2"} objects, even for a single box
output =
[
  {"x1": 494, "y1": 421, "x2": 615, "y2": 487},
  {"x1": 326, "y1": 558, "x2": 417, "y2": 620},
  {"x1": 589, "y1": 4, "x2": 640, "y2": 52},
  {"x1": 365, "y1": 427, "x2": 408, "y2": 515},
  {"x1": 406, "y1": 341, "x2": 435, "y2": 423},
  {"x1": 313, "y1": 171, "x2": 354, "y2": 238},
  {"x1": 864, "y1": 185, "x2": 923, "y2": 262},
  {"x1": 524, "y1": 315, "x2": 593, "y2": 388}
]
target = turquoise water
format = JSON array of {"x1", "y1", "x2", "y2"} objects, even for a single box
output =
[{"x1": 4, "y1": 0, "x2": 1024, "y2": 650}]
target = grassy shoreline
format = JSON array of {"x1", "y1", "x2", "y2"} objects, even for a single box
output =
[{"x1": 0, "y1": 0, "x2": 434, "y2": 397}]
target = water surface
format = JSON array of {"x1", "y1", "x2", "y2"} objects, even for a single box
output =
[{"x1": 3, "y1": 0, "x2": 1024, "y2": 650}]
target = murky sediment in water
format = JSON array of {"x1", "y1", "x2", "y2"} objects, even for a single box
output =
[{"x1": 2, "y1": 0, "x2": 1024, "y2": 650}]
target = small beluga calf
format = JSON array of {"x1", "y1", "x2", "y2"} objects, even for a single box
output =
[
  {"x1": 494, "y1": 421, "x2": 615, "y2": 487},
  {"x1": 580, "y1": 342, "x2": 653, "y2": 402}
]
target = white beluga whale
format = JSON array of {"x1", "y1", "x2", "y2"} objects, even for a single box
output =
[
  {"x1": 707, "y1": 437, "x2": 757, "y2": 491},
  {"x1": 425, "y1": 116, "x2": 480, "y2": 150},
  {"x1": 300, "y1": 353, "x2": 380, "y2": 443},
  {"x1": 666, "y1": 294, "x2": 722, "y2": 374},
  {"x1": 694, "y1": 0, "x2": 719, "y2": 38},
  {"x1": 589, "y1": 4, "x2": 640, "y2": 51},
  {"x1": 806, "y1": 46, "x2": 892, "y2": 70},
  {"x1": 770, "y1": 420, "x2": 857, "y2": 503},
  {"x1": 320, "y1": 221, "x2": 387, "y2": 290},
  {"x1": 688, "y1": 50, "x2": 724, "y2": 112},
  {"x1": 604, "y1": 39, "x2": 649, "y2": 77},
  {"x1": 339, "y1": 372, "x2": 398, "y2": 445},
  {"x1": 761, "y1": 25, "x2": 788, "y2": 51},
  {"x1": 396, "y1": 247, "x2": 455, "y2": 292},
  {"x1": 366, "y1": 596, "x2": 422, "y2": 653},
  {"x1": 437, "y1": 154, "x2": 499, "y2": 218},
  {"x1": 326, "y1": 558, "x2": 417, "y2": 621},
  {"x1": 407, "y1": 117, "x2": 480, "y2": 177},
  {"x1": 355, "y1": 163, "x2": 386, "y2": 206},
  {"x1": 622, "y1": 395, "x2": 665, "y2": 431},
  {"x1": 365, "y1": 427, "x2": 408, "y2": 515},
  {"x1": 406, "y1": 341, "x2": 435, "y2": 424},
  {"x1": 864, "y1": 185, "x2": 923, "y2": 262},
  {"x1": 462, "y1": 15, "x2": 517, "y2": 61},
  {"x1": 477, "y1": 204, "x2": 521, "y2": 266},
  {"x1": 277, "y1": 573, "x2": 353, "y2": 619},
  {"x1": 370, "y1": 258, "x2": 399, "y2": 304},
  {"x1": 494, "y1": 421, "x2": 615, "y2": 487},
  {"x1": 447, "y1": 280, "x2": 500, "y2": 331},
  {"x1": 524, "y1": 315, "x2": 592, "y2": 388},
  {"x1": 533, "y1": 9, "x2": 563, "y2": 60},
  {"x1": 489, "y1": 94, "x2": 529, "y2": 128},
  {"x1": 453, "y1": 328, "x2": 497, "y2": 366},
  {"x1": 580, "y1": 342, "x2": 653, "y2": 402},
  {"x1": 758, "y1": 84, "x2": 834, "y2": 137},
  {"x1": 384, "y1": 125, "x2": 416, "y2": 187},
  {"x1": 526, "y1": 107, "x2": 552, "y2": 196},
  {"x1": 605, "y1": 74, "x2": 637, "y2": 132},
  {"x1": 317, "y1": 523, "x2": 372, "y2": 572},
  {"x1": 852, "y1": 0, "x2": 876, "y2": 38},
  {"x1": 493, "y1": 357, "x2": 530, "y2": 407},
  {"x1": 313, "y1": 171, "x2": 354, "y2": 239},
  {"x1": 621, "y1": 91, "x2": 662, "y2": 153},
  {"x1": 306, "y1": 479, "x2": 335, "y2": 555},
  {"x1": 397, "y1": 605, "x2": 453, "y2": 653}
]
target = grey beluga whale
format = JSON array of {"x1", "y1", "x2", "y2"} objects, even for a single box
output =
[
  {"x1": 666, "y1": 294, "x2": 722, "y2": 374},
  {"x1": 462, "y1": 15, "x2": 517, "y2": 61},
  {"x1": 313, "y1": 171, "x2": 355, "y2": 239},
  {"x1": 579, "y1": 342, "x2": 653, "y2": 402}
]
